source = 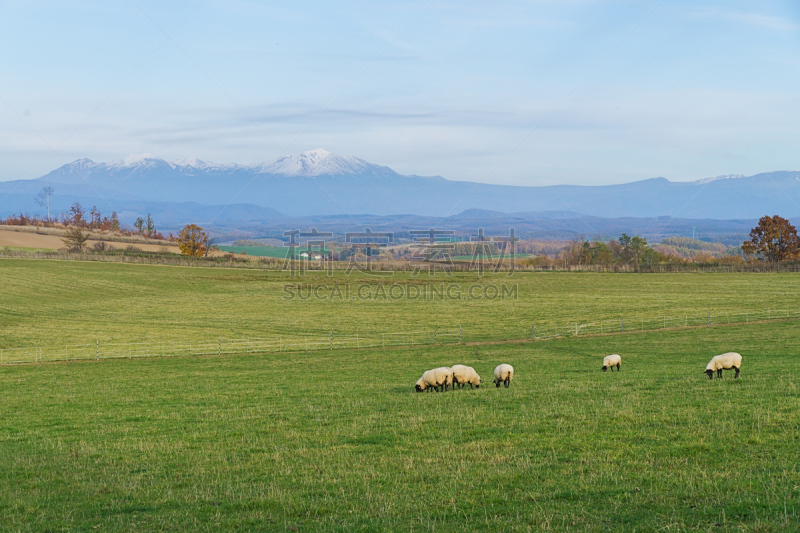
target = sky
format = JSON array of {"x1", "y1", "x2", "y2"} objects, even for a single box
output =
[{"x1": 1, "y1": 0, "x2": 799, "y2": 186}]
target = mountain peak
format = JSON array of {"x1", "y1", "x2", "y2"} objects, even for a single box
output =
[
  {"x1": 258, "y1": 149, "x2": 372, "y2": 177},
  {"x1": 109, "y1": 153, "x2": 167, "y2": 169},
  {"x1": 691, "y1": 174, "x2": 745, "y2": 185}
]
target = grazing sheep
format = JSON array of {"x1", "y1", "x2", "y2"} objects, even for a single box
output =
[
  {"x1": 493, "y1": 364, "x2": 514, "y2": 388},
  {"x1": 705, "y1": 352, "x2": 742, "y2": 380},
  {"x1": 451, "y1": 365, "x2": 482, "y2": 389},
  {"x1": 602, "y1": 354, "x2": 622, "y2": 372},
  {"x1": 415, "y1": 367, "x2": 454, "y2": 392}
]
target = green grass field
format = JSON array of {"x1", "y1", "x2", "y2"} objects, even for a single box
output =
[
  {"x1": 1, "y1": 258, "x2": 799, "y2": 530},
  {"x1": 217, "y1": 246, "x2": 332, "y2": 258},
  {"x1": 1, "y1": 322, "x2": 799, "y2": 531},
  {"x1": 2, "y1": 258, "x2": 800, "y2": 349},
  {"x1": 217, "y1": 245, "x2": 292, "y2": 258}
]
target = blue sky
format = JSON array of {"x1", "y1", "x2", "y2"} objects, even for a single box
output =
[{"x1": 1, "y1": 0, "x2": 798, "y2": 186}]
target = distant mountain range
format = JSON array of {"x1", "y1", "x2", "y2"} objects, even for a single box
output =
[{"x1": 0, "y1": 149, "x2": 798, "y2": 233}]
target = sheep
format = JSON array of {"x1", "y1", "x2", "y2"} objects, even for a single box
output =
[
  {"x1": 493, "y1": 364, "x2": 514, "y2": 388},
  {"x1": 602, "y1": 354, "x2": 622, "y2": 372},
  {"x1": 415, "y1": 367, "x2": 453, "y2": 392},
  {"x1": 705, "y1": 352, "x2": 742, "y2": 380},
  {"x1": 451, "y1": 365, "x2": 481, "y2": 389}
]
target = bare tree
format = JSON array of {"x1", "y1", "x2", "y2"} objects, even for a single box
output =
[
  {"x1": 35, "y1": 186, "x2": 54, "y2": 221},
  {"x1": 90, "y1": 206, "x2": 101, "y2": 229},
  {"x1": 204, "y1": 236, "x2": 219, "y2": 257}
]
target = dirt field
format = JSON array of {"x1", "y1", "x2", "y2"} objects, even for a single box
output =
[{"x1": 0, "y1": 227, "x2": 181, "y2": 253}]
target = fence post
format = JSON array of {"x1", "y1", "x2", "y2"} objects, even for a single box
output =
[
  {"x1": 96, "y1": 340, "x2": 99, "y2": 361},
  {"x1": 621, "y1": 316, "x2": 624, "y2": 333}
]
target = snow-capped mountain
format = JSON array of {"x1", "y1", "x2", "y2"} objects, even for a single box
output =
[
  {"x1": 45, "y1": 149, "x2": 402, "y2": 179},
  {"x1": 692, "y1": 174, "x2": 746, "y2": 185},
  {"x1": 2, "y1": 150, "x2": 799, "y2": 221},
  {"x1": 257, "y1": 149, "x2": 374, "y2": 176}
]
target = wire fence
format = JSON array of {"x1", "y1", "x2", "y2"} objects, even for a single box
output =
[
  {"x1": 3, "y1": 248, "x2": 800, "y2": 273},
  {"x1": 0, "y1": 328, "x2": 463, "y2": 365},
  {"x1": 531, "y1": 308, "x2": 800, "y2": 340}
]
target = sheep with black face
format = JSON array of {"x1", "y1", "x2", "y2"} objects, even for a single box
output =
[
  {"x1": 451, "y1": 364, "x2": 481, "y2": 389},
  {"x1": 493, "y1": 364, "x2": 514, "y2": 388},
  {"x1": 415, "y1": 367, "x2": 453, "y2": 392},
  {"x1": 705, "y1": 352, "x2": 742, "y2": 380},
  {"x1": 602, "y1": 354, "x2": 622, "y2": 372}
]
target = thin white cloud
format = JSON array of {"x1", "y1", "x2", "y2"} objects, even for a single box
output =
[{"x1": 692, "y1": 7, "x2": 798, "y2": 32}]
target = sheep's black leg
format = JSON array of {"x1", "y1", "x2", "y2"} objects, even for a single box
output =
[
  {"x1": 718, "y1": 369, "x2": 723, "y2": 379},
  {"x1": 617, "y1": 363, "x2": 620, "y2": 371},
  {"x1": 504, "y1": 378, "x2": 510, "y2": 388},
  {"x1": 734, "y1": 366, "x2": 740, "y2": 379}
]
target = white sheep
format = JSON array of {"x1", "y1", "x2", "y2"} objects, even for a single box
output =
[
  {"x1": 493, "y1": 364, "x2": 514, "y2": 388},
  {"x1": 602, "y1": 354, "x2": 622, "y2": 372},
  {"x1": 415, "y1": 367, "x2": 454, "y2": 392},
  {"x1": 451, "y1": 364, "x2": 482, "y2": 389},
  {"x1": 705, "y1": 352, "x2": 742, "y2": 380}
]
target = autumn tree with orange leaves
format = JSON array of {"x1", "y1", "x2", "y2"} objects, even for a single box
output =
[
  {"x1": 177, "y1": 224, "x2": 208, "y2": 257},
  {"x1": 742, "y1": 215, "x2": 800, "y2": 262}
]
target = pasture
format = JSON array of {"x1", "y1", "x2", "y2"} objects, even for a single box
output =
[
  {"x1": 2, "y1": 258, "x2": 800, "y2": 348},
  {"x1": 1, "y1": 322, "x2": 799, "y2": 531},
  {"x1": 217, "y1": 245, "x2": 294, "y2": 258},
  {"x1": 1, "y1": 258, "x2": 799, "y2": 530}
]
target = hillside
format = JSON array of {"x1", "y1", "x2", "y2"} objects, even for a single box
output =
[{"x1": 653, "y1": 237, "x2": 737, "y2": 260}]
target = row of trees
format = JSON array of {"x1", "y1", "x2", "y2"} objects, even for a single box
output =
[
  {"x1": 63, "y1": 202, "x2": 121, "y2": 231},
  {"x1": 5, "y1": 200, "x2": 173, "y2": 243},
  {"x1": 535, "y1": 216, "x2": 800, "y2": 266},
  {"x1": 133, "y1": 214, "x2": 160, "y2": 238},
  {"x1": 558, "y1": 234, "x2": 668, "y2": 269},
  {"x1": 13, "y1": 186, "x2": 169, "y2": 241},
  {"x1": 59, "y1": 222, "x2": 217, "y2": 256}
]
